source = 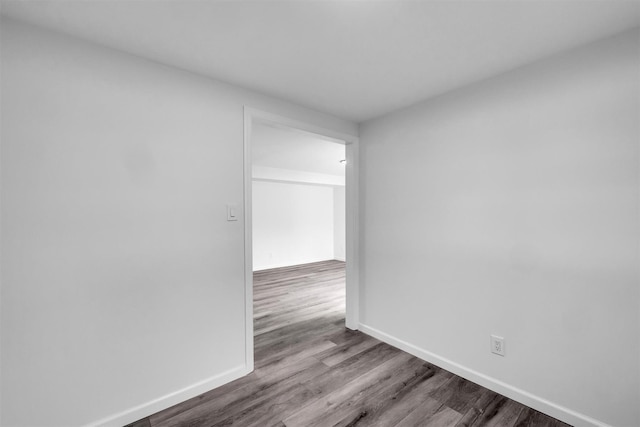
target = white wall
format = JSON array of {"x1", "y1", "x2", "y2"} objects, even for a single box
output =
[
  {"x1": 0, "y1": 18, "x2": 356, "y2": 427},
  {"x1": 252, "y1": 180, "x2": 335, "y2": 270},
  {"x1": 333, "y1": 186, "x2": 346, "y2": 261},
  {"x1": 359, "y1": 29, "x2": 639, "y2": 427}
]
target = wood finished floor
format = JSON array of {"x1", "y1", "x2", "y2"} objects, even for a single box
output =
[{"x1": 128, "y1": 260, "x2": 571, "y2": 427}]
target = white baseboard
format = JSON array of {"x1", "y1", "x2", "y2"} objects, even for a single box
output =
[
  {"x1": 86, "y1": 364, "x2": 251, "y2": 427},
  {"x1": 358, "y1": 323, "x2": 610, "y2": 427}
]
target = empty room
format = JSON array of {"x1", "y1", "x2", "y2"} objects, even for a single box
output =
[{"x1": 1, "y1": 1, "x2": 638, "y2": 427}]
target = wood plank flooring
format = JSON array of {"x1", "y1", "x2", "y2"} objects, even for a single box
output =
[{"x1": 128, "y1": 260, "x2": 571, "y2": 427}]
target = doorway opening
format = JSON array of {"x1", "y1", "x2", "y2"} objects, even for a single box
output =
[{"x1": 243, "y1": 108, "x2": 359, "y2": 371}]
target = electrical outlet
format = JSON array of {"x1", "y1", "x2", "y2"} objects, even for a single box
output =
[{"x1": 490, "y1": 335, "x2": 505, "y2": 356}]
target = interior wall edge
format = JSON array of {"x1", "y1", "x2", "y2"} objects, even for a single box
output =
[{"x1": 358, "y1": 323, "x2": 612, "y2": 427}]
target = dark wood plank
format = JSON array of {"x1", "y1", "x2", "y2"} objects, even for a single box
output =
[
  {"x1": 422, "y1": 406, "x2": 466, "y2": 426},
  {"x1": 123, "y1": 419, "x2": 151, "y2": 427},
  {"x1": 335, "y1": 362, "x2": 454, "y2": 426},
  {"x1": 455, "y1": 388, "x2": 500, "y2": 427},
  {"x1": 302, "y1": 342, "x2": 403, "y2": 398},
  {"x1": 211, "y1": 382, "x2": 316, "y2": 427},
  {"x1": 254, "y1": 336, "x2": 336, "y2": 377},
  {"x1": 514, "y1": 407, "x2": 572, "y2": 427},
  {"x1": 396, "y1": 398, "x2": 460, "y2": 427},
  {"x1": 254, "y1": 314, "x2": 344, "y2": 361},
  {"x1": 368, "y1": 377, "x2": 451, "y2": 426},
  {"x1": 430, "y1": 375, "x2": 486, "y2": 414},
  {"x1": 468, "y1": 394, "x2": 526, "y2": 427},
  {"x1": 315, "y1": 330, "x2": 381, "y2": 366},
  {"x1": 283, "y1": 352, "x2": 417, "y2": 426}
]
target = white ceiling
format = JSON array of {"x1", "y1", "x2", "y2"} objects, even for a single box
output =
[
  {"x1": 1, "y1": 1, "x2": 639, "y2": 123},
  {"x1": 252, "y1": 122, "x2": 345, "y2": 176}
]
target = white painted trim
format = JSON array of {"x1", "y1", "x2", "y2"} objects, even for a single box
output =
[
  {"x1": 344, "y1": 141, "x2": 359, "y2": 330},
  {"x1": 86, "y1": 364, "x2": 250, "y2": 427},
  {"x1": 359, "y1": 323, "x2": 611, "y2": 427},
  {"x1": 243, "y1": 107, "x2": 360, "y2": 336},
  {"x1": 243, "y1": 107, "x2": 255, "y2": 373},
  {"x1": 252, "y1": 165, "x2": 345, "y2": 187}
]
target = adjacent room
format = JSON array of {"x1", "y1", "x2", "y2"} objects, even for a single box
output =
[
  {"x1": 1, "y1": 1, "x2": 638, "y2": 427},
  {"x1": 251, "y1": 122, "x2": 346, "y2": 271},
  {"x1": 251, "y1": 122, "x2": 347, "y2": 347}
]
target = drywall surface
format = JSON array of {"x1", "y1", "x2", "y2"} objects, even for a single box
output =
[
  {"x1": 359, "y1": 29, "x2": 639, "y2": 427},
  {"x1": 252, "y1": 180, "x2": 334, "y2": 270},
  {"x1": 334, "y1": 186, "x2": 346, "y2": 261},
  {"x1": 0, "y1": 18, "x2": 356, "y2": 427}
]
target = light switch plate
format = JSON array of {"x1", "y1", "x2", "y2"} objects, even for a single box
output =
[{"x1": 227, "y1": 204, "x2": 238, "y2": 221}]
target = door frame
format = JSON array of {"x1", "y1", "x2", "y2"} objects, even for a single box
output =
[{"x1": 243, "y1": 107, "x2": 360, "y2": 371}]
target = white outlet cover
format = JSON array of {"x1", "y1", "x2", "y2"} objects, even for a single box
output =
[{"x1": 490, "y1": 335, "x2": 505, "y2": 356}]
